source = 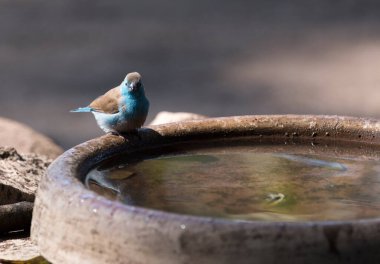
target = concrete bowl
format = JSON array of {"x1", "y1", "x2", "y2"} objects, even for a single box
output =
[{"x1": 31, "y1": 115, "x2": 380, "y2": 264}]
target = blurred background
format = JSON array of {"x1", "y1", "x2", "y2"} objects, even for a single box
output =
[{"x1": 1, "y1": 0, "x2": 380, "y2": 149}]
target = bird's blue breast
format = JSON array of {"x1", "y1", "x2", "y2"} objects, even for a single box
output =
[
  {"x1": 113, "y1": 89, "x2": 149, "y2": 132},
  {"x1": 120, "y1": 93, "x2": 149, "y2": 118}
]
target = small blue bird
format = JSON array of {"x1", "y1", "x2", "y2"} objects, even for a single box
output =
[{"x1": 71, "y1": 72, "x2": 150, "y2": 135}]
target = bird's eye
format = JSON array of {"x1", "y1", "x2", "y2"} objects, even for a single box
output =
[{"x1": 136, "y1": 81, "x2": 141, "y2": 88}]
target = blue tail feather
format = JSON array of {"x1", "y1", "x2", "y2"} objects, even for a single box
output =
[{"x1": 70, "y1": 107, "x2": 93, "y2": 113}]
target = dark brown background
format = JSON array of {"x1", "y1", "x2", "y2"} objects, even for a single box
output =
[{"x1": 1, "y1": 0, "x2": 380, "y2": 148}]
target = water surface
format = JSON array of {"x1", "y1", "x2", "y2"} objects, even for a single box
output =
[{"x1": 87, "y1": 143, "x2": 380, "y2": 221}]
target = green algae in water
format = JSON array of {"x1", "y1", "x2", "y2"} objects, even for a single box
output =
[{"x1": 87, "y1": 146, "x2": 380, "y2": 222}]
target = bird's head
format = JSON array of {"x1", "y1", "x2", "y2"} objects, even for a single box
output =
[{"x1": 123, "y1": 72, "x2": 143, "y2": 93}]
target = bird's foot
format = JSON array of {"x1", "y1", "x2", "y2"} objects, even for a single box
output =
[
  {"x1": 107, "y1": 131, "x2": 126, "y2": 140},
  {"x1": 107, "y1": 130, "x2": 142, "y2": 141}
]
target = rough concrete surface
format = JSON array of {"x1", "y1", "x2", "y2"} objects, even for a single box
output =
[
  {"x1": 0, "y1": 147, "x2": 51, "y2": 205},
  {"x1": 0, "y1": 235, "x2": 40, "y2": 261}
]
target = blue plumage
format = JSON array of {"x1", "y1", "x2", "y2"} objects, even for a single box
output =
[
  {"x1": 71, "y1": 72, "x2": 149, "y2": 134},
  {"x1": 70, "y1": 107, "x2": 93, "y2": 113}
]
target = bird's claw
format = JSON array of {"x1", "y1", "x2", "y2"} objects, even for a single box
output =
[
  {"x1": 107, "y1": 130, "x2": 142, "y2": 141},
  {"x1": 107, "y1": 131, "x2": 125, "y2": 139}
]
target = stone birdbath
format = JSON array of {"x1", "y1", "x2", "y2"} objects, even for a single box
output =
[{"x1": 31, "y1": 115, "x2": 380, "y2": 264}]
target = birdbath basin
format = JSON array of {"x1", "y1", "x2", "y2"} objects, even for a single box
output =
[{"x1": 31, "y1": 115, "x2": 380, "y2": 264}]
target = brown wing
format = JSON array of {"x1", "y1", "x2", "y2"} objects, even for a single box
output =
[{"x1": 89, "y1": 87, "x2": 121, "y2": 114}]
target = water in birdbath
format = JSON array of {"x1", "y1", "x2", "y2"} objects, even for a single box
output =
[{"x1": 87, "y1": 141, "x2": 380, "y2": 222}]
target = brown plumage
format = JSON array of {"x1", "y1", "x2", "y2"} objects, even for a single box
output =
[{"x1": 89, "y1": 87, "x2": 121, "y2": 114}]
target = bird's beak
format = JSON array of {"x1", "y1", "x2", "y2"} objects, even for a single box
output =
[{"x1": 128, "y1": 83, "x2": 136, "y2": 92}]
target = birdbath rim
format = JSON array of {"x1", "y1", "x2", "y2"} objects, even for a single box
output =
[{"x1": 31, "y1": 115, "x2": 380, "y2": 264}]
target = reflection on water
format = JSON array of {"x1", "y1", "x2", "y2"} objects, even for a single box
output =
[{"x1": 87, "y1": 144, "x2": 380, "y2": 222}]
